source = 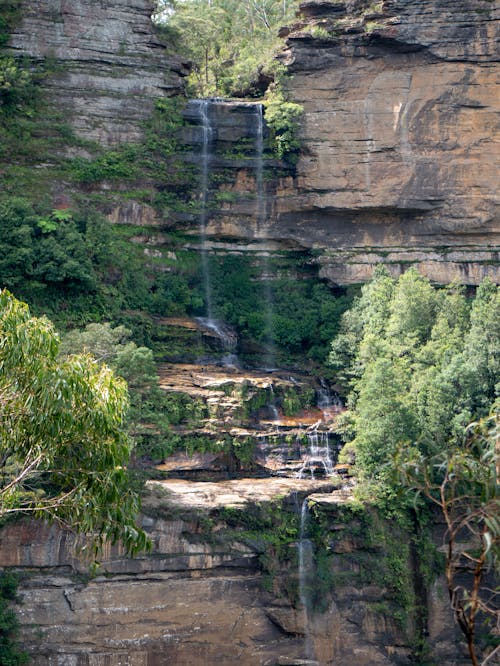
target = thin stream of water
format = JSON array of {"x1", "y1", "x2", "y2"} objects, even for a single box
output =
[
  {"x1": 196, "y1": 99, "x2": 215, "y2": 323},
  {"x1": 255, "y1": 104, "x2": 276, "y2": 371},
  {"x1": 298, "y1": 498, "x2": 316, "y2": 662}
]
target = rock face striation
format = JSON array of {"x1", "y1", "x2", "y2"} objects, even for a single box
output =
[
  {"x1": 9, "y1": 0, "x2": 188, "y2": 145},
  {"x1": 7, "y1": 0, "x2": 499, "y2": 284},
  {"x1": 0, "y1": 485, "x2": 468, "y2": 666},
  {"x1": 275, "y1": 0, "x2": 500, "y2": 284},
  {"x1": 200, "y1": 0, "x2": 499, "y2": 284}
]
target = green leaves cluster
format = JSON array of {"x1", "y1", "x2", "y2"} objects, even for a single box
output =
[
  {"x1": 264, "y1": 83, "x2": 303, "y2": 161},
  {"x1": 208, "y1": 254, "x2": 352, "y2": 369},
  {"x1": 0, "y1": 572, "x2": 28, "y2": 665},
  {"x1": 0, "y1": 199, "x2": 96, "y2": 298},
  {"x1": 330, "y1": 267, "x2": 499, "y2": 494},
  {"x1": 0, "y1": 291, "x2": 149, "y2": 556},
  {"x1": 60, "y1": 322, "x2": 207, "y2": 462},
  {"x1": 156, "y1": 0, "x2": 300, "y2": 97},
  {"x1": 0, "y1": 56, "x2": 32, "y2": 112}
]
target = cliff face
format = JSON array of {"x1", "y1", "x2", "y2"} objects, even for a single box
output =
[
  {"x1": 273, "y1": 0, "x2": 500, "y2": 283},
  {"x1": 9, "y1": 0, "x2": 188, "y2": 145},
  {"x1": 0, "y1": 485, "x2": 467, "y2": 666},
  {"x1": 6, "y1": 1, "x2": 498, "y2": 284}
]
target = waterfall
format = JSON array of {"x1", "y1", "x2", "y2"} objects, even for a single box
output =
[
  {"x1": 298, "y1": 499, "x2": 316, "y2": 662},
  {"x1": 317, "y1": 379, "x2": 343, "y2": 420},
  {"x1": 194, "y1": 99, "x2": 239, "y2": 367},
  {"x1": 196, "y1": 99, "x2": 215, "y2": 323},
  {"x1": 255, "y1": 104, "x2": 266, "y2": 226},
  {"x1": 268, "y1": 384, "x2": 279, "y2": 421},
  {"x1": 255, "y1": 104, "x2": 275, "y2": 370},
  {"x1": 297, "y1": 430, "x2": 334, "y2": 479}
]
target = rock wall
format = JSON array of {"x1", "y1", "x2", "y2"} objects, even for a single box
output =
[
  {"x1": 276, "y1": 0, "x2": 500, "y2": 284},
  {"x1": 6, "y1": 0, "x2": 498, "y2": 284},
  {"x1": 0, "y1": 486, "x2": 469, "y2": 666},
  {"x1": 194, "y1": 1, "x2": 499, "y2": 284},
  {"x1": 9, "y1": 0, "x2": 188, "y2": 145}
]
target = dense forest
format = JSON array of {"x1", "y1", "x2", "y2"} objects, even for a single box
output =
[{"x1": 0, "y1": 0, "x2": 499, "y2": 664}]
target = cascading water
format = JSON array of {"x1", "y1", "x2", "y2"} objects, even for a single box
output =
[
  {"x1": 298, "y1": 499, "x2": 316, "y2": 663},
  {"x1": 255, "y1": 104, "x2": 276, "y2": 371},
  {"x1": 317, "y1": 379, "x2": 343, "y2": 421},
  {"x1": 194, "y1": 99, "x2": 239, "y2": 365},
  {"x1": 298, "y1": 429, "x2": 334, "y2": 479},
  {"x1": 195, "y1": 99, "x2": 215, "y2": 323},
  {"x1": 268, "y1": 384, "x2": 279, "y2": 421}
]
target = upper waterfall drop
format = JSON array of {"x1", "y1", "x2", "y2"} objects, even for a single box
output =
[
  {"x1": 255, "y1": 104, "x2": 266, "y2": 227},
  {"x1": 195, "y1": 98, "x2": 215, "y2": 323},
  {"x1": 255, "y1": 103, "x2": 276, "y2": 370}
]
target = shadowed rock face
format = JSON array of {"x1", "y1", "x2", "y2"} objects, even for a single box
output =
[
  {"x1": 270, "y1": 0, "x2": 500, "y2": 283},
  {"x1": 9, "y1": 0, "x2": 189, "y2": 145}
]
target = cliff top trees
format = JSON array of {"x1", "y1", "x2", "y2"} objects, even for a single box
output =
[
  {"x1": 155, "y1": 0, "x2": 300, "y2": 96},
  {"x1": 0, "y1": 290, "x2": 149, "y2": 556},
  {"x1": 331, "y1": 268, "x2": 499, "y2": 492}
]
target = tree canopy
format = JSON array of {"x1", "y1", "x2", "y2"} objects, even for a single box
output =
[
  {"x1": 331, "y1": 268, "x2": 499, "y2": 485},
  {"x1": 0, "y1": 290, "x2": 149, "y2": 556},
  {"x1": 330, "y1": 268, "x2": 499, "y2": 663},
  {"x1": 155, "y1": 0, "x2": 300, "y2": 96}
]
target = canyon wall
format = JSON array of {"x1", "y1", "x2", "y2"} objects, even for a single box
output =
[
  {"x1": 203, "y1": 0, "x2": 500, "y2": 284},
  {"x1": 7, "y1": 0, "x2": 499, "y2": 284},
  {"x1": 9, "y1": 0, "x2": 188, "y2": 145},
  {"x1": 0, "y1": 485, "x2": 468, "y2": 666},
  {"x1": 279, "y1": 0, "x2": 500, "y2": 284}
]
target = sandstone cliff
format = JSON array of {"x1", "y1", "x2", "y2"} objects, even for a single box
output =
[
  {"x1": 277, "y1": 0, "x2": 500, "y2": 284},
  {"x1": 9, "y1": 0, "x2": 188, "y2": 145},
  {"x1": 199, "y1": 0, "x2": 499, "y2": 284},
  {"x1": 0, "y1": 485, "x2": 469, "y2": 666}
]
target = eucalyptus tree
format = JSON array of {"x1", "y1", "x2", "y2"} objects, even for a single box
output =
[{"x1": 0, "y1": 290, "x2": 149, "y2": 556}]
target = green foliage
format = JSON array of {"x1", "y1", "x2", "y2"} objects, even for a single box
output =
[
  {"x1": 208, "y1": 253, "x2": 352, "y2": 370},
  {"x1": 0, "y1": 2, "x2": 19, "y2": 47},
  {"x1": 0, "y1": 56, "x2": 32, "y2": 112},
  {"x1": 0, "y1": 198, "x2": 97, "y2": 300},
  {"x1": 264, "y1": 83, "x2": 304, "y2": 162},
  {"x1": 398, "y1": 409, "x2": 499, "y2": 665},
  {"x1": 0, "y1": 291, "x2": 149, "y2": 557},
  {"x1": 70, "y1": 146, "x2": 141, "y2": 184},
  {"x1": 330, "y1": 267, "x2": 500, "y2": 503},
  {"x1": 0, "y1": 572, "x2": 29, "y2": 665},
  {"x1": 60, "y1": 322, "x2": 208, "y2": 463},
  {"x1": 157, "y1": 0, "x2": 300, "y2": 97}
]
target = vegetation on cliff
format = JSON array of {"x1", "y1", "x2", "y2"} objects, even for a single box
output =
[
  {"x1": 330, "y1": 268, "x2": 499, "y2": 662},
  {"x1": 0, "y1": 572, "x2": 28, "y2": 665},
  {"x1": 155, "y1": 0, "x2": 299, "y2": 97},
  {"x1": 331, "y1": 268, "x2": 499, "y2": 496}
]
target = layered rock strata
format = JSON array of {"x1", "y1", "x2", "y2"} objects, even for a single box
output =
[
  {"x1": 276, "y1": 0, "x2": 500, "y2": 284},
  {"x1": 9, "y1": 0, "x2": 188, "y2": 145},
  {"x1": 0, "y1": 484, "x2": 468, "y2": 666},
  {"x1": 198, "y1": 1, "x2": 499, "y2": 284}
]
